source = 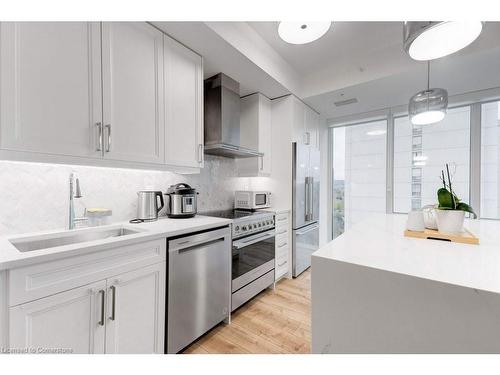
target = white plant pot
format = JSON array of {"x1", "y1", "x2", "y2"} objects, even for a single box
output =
[{"x1": 435, "y1": 209, "x2": 465, "y2": 234}]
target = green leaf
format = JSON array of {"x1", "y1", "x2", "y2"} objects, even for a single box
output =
[
  {"x1": 437, "y1": 188, "x2": 454, "y2": 209},
  {"x1": 456, "y1": 202, "x2": 477, "y2": 219}
]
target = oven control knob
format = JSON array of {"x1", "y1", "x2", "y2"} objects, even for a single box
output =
[
  {"x1": 253, "y1": 224, "x2": 257, "y2": 229},
  {"x1": 258, "y1": 223, "x2": 262, "y2": 227},
  {"x1": 242, "y1": 226, "x2": 247, "y2": 231},
  {"x1": 235, "y1": 226, "x2": 240, "y2": 231}
]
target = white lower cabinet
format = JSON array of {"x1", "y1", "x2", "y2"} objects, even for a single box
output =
[
  {"x1": 275, "y1": 211, "x2": 291, "y2": 280},
  {"x1": 7, "y1": 239, "x2": 166, "y2": 354},
  {"x1": 9, "y1": 280, "x2": 107, "y2": 354},
  {"x1": 104, "y1": 263, "x2": 165, "y2": 354}
]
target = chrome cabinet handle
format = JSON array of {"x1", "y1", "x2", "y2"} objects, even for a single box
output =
[
  {"x1": 278, "y1": 260, "x2": 287, "y2": 267},
  {"x1": 278, "y1": 242, "x2": 287, "y2": 248},
  {"x1": 277, "y1": 230, "x2": 286, "y2": 235},
  {"x1": 105, "y1": 124, "x2": 111, "y2": 152},
  {"x1": 198, "y1": 144, "x2": 203, "y2": 163},
  {"x1": 95, "y1": 122, "x2": 103, "y2": 152},
  {"x1": 98, "y1": 290, "x2": 105, "y2": 326},
  {"x1": 109, "y1": 285, "x2": 116, "y2": 321},
  {"x1": 277, "y1": 217, "x2": 287, "y2": 222}
]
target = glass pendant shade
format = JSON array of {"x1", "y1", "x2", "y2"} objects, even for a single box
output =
[{"x1": 409, "y1": 88, "x2": 448, "y2": 125}]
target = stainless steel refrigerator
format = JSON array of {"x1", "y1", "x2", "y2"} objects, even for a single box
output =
[{"x1": 292, "y1": 142, "x2": 320, "y2": 277}]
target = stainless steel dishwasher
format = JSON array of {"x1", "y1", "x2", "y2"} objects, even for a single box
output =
[{"x1": 166, "y1": 226, "x2": 231, "y2": 353}]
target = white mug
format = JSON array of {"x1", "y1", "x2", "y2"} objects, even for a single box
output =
[{"x1": 406, "y1": 210, "x2": 425, "y2": 232}]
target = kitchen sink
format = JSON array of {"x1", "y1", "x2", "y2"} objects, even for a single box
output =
[{"x1": 10, "y1": 227, "x2": 143, "y2": 252}]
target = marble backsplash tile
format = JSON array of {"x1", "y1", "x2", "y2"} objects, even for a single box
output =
[{"x1": 0, "y1": 156, "x2": 256, "y2": 236}]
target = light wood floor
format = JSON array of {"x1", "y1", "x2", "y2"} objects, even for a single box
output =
[{"x1": 182, "y1": 269, "x2": 311, "y2": 354}]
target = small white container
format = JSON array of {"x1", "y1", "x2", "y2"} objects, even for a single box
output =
[
  {"x1": 86, "y1": 208, "x2": 112, "y2": 227},
  {"x1": 435, "y1": 209, "x2": 465, "y2": 234},
  {"x1": 406, "y1": 210, "x2": 425, "y2": 232}
]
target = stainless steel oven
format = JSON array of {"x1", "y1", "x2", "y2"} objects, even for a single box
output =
[{"x1": 232, "y1": 228, "x2": 275, "y2": 311}]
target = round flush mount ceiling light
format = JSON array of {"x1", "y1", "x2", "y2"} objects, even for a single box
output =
[
  {"x1": 278, "y1": 22, "x2": 331, "y2": 44},
  {"x1": 404, "y1": 21, "x2": 483, "y2": 61}
]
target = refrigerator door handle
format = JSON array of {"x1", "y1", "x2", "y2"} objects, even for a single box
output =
[
  {"x1": 309, "y1": 177, "x2": 314, "y2": 219},
  {"x1": 304, "y1": 177, "x2": 310, "y2": 221},
  {"x1": 296, "y1": 224, "x2": 319, "y2": 236}
]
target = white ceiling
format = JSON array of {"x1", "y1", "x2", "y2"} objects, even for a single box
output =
[
  {"x1": 248, "y1": 21, "x2": 500, "y2": 99},
  {"x1": 154, "y1": 21, "x2": 500, "y2": 117},
  {"x1": 248, "y1": 22, "x2": 404, "y2": 75}
]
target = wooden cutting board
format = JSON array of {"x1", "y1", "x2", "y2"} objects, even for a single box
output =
[{"x1": 404, "y1": 227, "x2": 479, "y2": 245}]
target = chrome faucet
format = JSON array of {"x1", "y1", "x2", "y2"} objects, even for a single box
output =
[{"x1": 69, "y1": 172, "x2": 87, "y2": 229}]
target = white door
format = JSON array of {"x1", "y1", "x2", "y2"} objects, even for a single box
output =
[
  {"x1": 164, "y1": 35, "x2": 203, "y2": 168},
  {"x1": 0, "y1": 22, "x2": 102, "y2": 157},
  {"x1": 9, "y1": 280, "x2": 106, "y2": 354},
  {"x1": 104, "y1": 263, "x2": 166, "y2": 354},
  {"x1": 101, "y1": 22, "x2": 165, "y2": 164}
]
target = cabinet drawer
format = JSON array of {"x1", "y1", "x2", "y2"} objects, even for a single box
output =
[
  {"x1": 275, "y1": 252, "x2": 288, "y2": 279},
  {"x1": 275, "y1": 213, "x2": 289, "y2": 227},
  {"x1": 9, "y1": 239, "x2": 166, "y2": 306},
  {"x1": 276, "y1": 235, "x2": 289, "y2": 252},
  {"x1": 275, "y1": 226, "x2": 288, "y2": 238}
]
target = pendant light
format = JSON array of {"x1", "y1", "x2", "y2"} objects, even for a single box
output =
[
  {"x1": 409, "y1": 61, "x2": 448, "y2": 125},
  {"x1": 404, "y1": 21, "x2": 483, "y2": 61}
]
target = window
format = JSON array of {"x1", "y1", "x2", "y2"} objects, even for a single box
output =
[
  {"x1": 481, "y1": 101, "x2": 500, "y2": 219},
  {"x1": 331, "y1": 120, "x2": 387, "y2": 237},
  {"x1": 393, "y1": 106, "x2": 471, "y2": 213}
]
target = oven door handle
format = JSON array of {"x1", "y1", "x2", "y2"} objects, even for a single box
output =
[{"x1": 233, "y1": 230, "x2": 275, "y2": 249}]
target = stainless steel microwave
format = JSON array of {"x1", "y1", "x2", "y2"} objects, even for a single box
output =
[{"x1": 234, "y1": 191, "x2": 271, "y2": 210}]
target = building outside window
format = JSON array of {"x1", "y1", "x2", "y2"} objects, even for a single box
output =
[
  {"x1": 393, "y1": 106, "x2": 470, "y2": 213},
  {"x1": 331, "y1": 120, "x2": 387, "y2": 238},
  {"x1": 481, "y1": 101, "x2": 500, "y2": 219}
]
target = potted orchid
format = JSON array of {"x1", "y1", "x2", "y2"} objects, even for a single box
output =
[{"x1": 434, "y1": 163, "x2": 477, "y2": 233}]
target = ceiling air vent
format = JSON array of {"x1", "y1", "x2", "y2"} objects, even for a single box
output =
[{"x1": 334, "y1": 98, "x2": 358, "y2": 107}]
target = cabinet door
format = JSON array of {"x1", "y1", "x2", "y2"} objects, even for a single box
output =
[
  {"x1": 9, "y1": 280, "x2": 106, "y2": 354},
  {"x1": 292, "y1": 96, "x2": 307, "y2": 145},
  {"x1": 305, "y1": 107, "x2": 320, "y2": 150},
  {"x1": 101, "y1": 22, "x2": 165, "y2": 164},
  {"x1": 0, "y1": 22, "x2": 102, "y2": 157},
  {"x1": 259, "y1": 95, "x2": 272, "y2": 175},
  {"x1": 164, "y1": 36, "x2": 204, "y2": 169},
  {"x1": 105, "y1": 262, "x2": 165, "y2": 354}
]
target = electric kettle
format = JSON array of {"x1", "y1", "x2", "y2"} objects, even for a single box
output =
[{"x1": 136, "y1": 191, "x2": 164, "y2": 222}]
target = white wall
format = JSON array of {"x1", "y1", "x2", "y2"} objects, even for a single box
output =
[{"x1": 0, "y1": 156, "x2": 256, "y2": 236}]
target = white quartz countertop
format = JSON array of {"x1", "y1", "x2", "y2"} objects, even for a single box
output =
[
  {"x1": 0, "y1": 215, "x2": 232, "y2": 270},
  {"x1": 313, "y1": 213, "x2": 500, "y2": 294}
]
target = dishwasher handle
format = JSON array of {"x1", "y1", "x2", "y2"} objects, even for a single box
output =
[{"x1": 168, "y1": 226, "x2": 230, "y2": 253}]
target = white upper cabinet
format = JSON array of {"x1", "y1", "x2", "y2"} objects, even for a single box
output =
[
  {"x1": 164, "y1": 35, "x2": 204, "y2": 169},
  {"x1": 237, "y1": 93, "x2": 272, "y2": 176},
  {"x1": 291, "y1": 96, "x2": 320, "y2": 150},
  {"x1": 305, "y1": 105, "x2": 320, "y2": 150},
  {"x1": 0, "y1": 22, "x2": 205, "y2": 172},
  {"x1": 101, "y1": 22, "x2": 165, "y2": 164},
  {"x1": 0, "y1": 22, "x2": 103, "y2": 158}
]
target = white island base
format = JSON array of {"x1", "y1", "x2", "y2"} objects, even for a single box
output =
[{"x1": 312, "y1": 214, "x2": 500, "y2": 353}]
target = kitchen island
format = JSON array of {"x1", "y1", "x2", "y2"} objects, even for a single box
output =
[{"x1": 311, "y1": 214, "x2": 500, "y2": 353}]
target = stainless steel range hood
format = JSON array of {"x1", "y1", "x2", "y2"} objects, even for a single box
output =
[{"x1": 204, "y1": 73, "x2": 262, "y2": 158}]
